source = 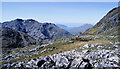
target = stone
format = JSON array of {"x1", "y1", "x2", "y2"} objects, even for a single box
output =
[
  {"x1": 110, "y1": 42, "x2": 113, "y2": 44},
  {"x1": 69, "y1": 41, "x2": 74, "y2": 43},
  {"x1": 41, "y1": 49, "x2": 47, "y2": 53},
  {"x1": 29, "y1": 48, "x2": 36, "y2": 52},
  {"x1": 91, "y1": 44, "x2": 95, "y2": 47},
  {"x1": 94, "y1": 36, "x2": 100, "y2": 39},
  {"x1": 83, "y1": 44, "x2": 90, "y2": 48},
  {"x1": 92, "y1": 54, "x2": 98, "y2": 59},
  {"x1": 37, "y1": 60, "x2": 46, "y2": 68},
  {"x1": 82, "y1": 50, "x2": 90, "y2": 54},
  {"x1": 36, "y1": 45, "x2": 44, "y2": 49},
  {"x1": 97, "y1": 46, "x2": 104, "y2": 49},
  {"x1": 108, "y1": 56, "x2": 119, "y2": 63}
]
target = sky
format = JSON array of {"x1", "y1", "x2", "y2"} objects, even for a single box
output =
[
  {"x1": 1, "y1": 0, "x2": 119, "y2": 2},
  {"x1": 2, "y1": 2, "x2": 118, "y2": 27}
]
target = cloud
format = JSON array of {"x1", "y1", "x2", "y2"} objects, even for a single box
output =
[{"x1": 1, "y1": 0, "x2": 119, "y2": 2}]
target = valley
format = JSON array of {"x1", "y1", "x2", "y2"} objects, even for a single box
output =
[{"x1": 0, "y1": 4, "x2": 120, "y2": 69}]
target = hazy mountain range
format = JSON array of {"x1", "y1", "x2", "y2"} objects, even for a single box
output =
[{"x1": 56, "y1": 24, "x2": 93, "y2": 34}]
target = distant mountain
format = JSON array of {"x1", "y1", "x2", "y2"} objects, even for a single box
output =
[
  {"x1": 56, "y1": 24, "x2": 68, "y2": 30},
  {"x1": 84, "y1": 7, "x2": 120, "y2": 35},
  {"x1": 69, "y1": 24, "x2": 93, "y2": 34},
  {"x1": 2, "y1": 19, "x2": 72, "y2": 41},
  {"x1": 0, "y1": 27, "x2": 36, "y2": 48},
  {"x1": 56, "y1": 24, "x2": 93, "y2": 34},
  {"x1": 56, "y1": 24, "x2": 73, "y2": 31}
]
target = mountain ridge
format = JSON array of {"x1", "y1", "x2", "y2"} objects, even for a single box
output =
[
  {"x1": 2, "y1": 19, "x2": 72, "y2": 41},
  {"x1": 84, "y1": 7, "x2": 120, "y2": 35}
]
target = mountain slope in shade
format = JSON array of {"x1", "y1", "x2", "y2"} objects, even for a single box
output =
[
  {"x1": 0, "y1": 27, "x2": 36, "y2": 48},
  {"x1": 84, "y1": 7, "x2": 120, "y2": 35},
  {"x1": 2, "y1": 19, "x2": 72, "y2": 41}
]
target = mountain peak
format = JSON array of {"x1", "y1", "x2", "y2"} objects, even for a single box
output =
[
  {"x1": 13, "y1": 19, "x2": 38, "y2": 23},
  {"x1": 26, "y1": 19, "x2": 36, "y2": 22},
  {"x1": 15, "y1": 18, "x2": 24, "y2": 22}
]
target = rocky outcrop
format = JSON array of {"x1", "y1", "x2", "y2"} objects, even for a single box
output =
[
  {"x1": 84, "y1": 7, "x2": 120, "y2": 35},
  {"x1": 2, "y1": 19, "x2": 72, "y2": 41}
]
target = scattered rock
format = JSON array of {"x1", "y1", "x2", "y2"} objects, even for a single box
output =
[
  {"x1": 83, "y1": 44, "x2": 90, "y2": 48},
  {"x1": 37, "y1": 60, "x2": 46, "y2": 68},
  {"x1": 69, "y1": 41, "x2": 74, "y2": 43},
  {"x1": 41, "y1": 49, "x2": 47, "y2": 53}
]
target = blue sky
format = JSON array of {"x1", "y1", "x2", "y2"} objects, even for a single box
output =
[{"x1": 2, "y1": 2, "x2": 118, "y2": 27}]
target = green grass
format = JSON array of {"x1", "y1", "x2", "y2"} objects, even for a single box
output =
[{"x1": 85, "y1": 28, "x2": 100, "y2": 34}]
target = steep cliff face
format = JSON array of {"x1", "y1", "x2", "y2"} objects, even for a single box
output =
[
  {"x1": 84, "y1": 7, "x2": 120, "y2": 35},
  {"x1": 2, "y1": 19, "x2": 72, "y2": 41},
  {"x1": 0, "y1": 27, "x2": 36, "y2": 48}
]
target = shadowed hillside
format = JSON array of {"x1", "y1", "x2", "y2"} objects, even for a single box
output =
[{"x1": 0, "y1": 27, "x2": 36, "y2": 48}]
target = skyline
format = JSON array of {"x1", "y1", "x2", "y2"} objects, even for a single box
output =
[{"x1": 2, "y1": 2, "x2": 118, "y2": 27}]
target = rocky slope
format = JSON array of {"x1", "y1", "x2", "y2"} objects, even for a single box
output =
[
  {"x1": 2, "y1": 19, "x2": 72, "y2": 41},
  {"x1": 0, "y1": 27, "x2": 36, "y2": 48},
  {"x1": 1, "y1": 35, "x2": 120, "y2": 68},
  {"x1": 84, "y1": 7, "x2": 120, "y2": 35}
]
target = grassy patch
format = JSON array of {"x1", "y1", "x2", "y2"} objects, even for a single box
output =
[{"x1": 85, "y1": 28, "x2": 100, "y2": 34}]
